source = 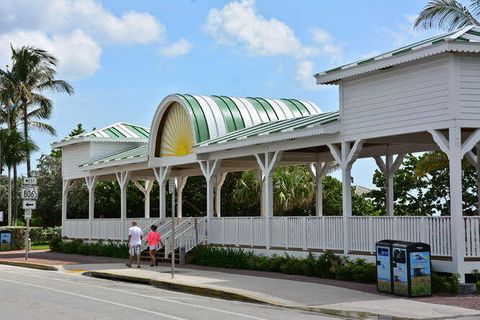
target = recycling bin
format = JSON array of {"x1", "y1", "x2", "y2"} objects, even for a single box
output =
[
  {"x1": 376, "y1": 240, "x2": 396, "y2": 293},
  {"x1": 392, "y1": 241, "x2": 432, "y2": 297},
  {"x1": 0, "y1": 230, "x2": 12, "y2": 251}
]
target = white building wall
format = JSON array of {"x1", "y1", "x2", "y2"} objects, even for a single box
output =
[
  {"x1": 62, "y1": 143, "x2": 90, "y2": 179},
  {"x1": 341, "y1": 54, "x2": 452, "y2": 140},
  {"x1": 459, "y1": 54, "x2": 480, "y2": 121}
]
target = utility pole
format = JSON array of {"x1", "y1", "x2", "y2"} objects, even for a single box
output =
[{"x1": 169, "y1": 179, "x2": 175, "y2": 279}]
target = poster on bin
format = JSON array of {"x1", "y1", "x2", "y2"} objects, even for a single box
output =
[
  {"x1": 0, "y1": 232, "x2": 11, "y2": 250},
  {"x1": 377, "y1": 246, "x2": 391, "y2": 292},
  {"x1": 393, "y1": 248, "x2": 408, "y2": 296},
  {"x1": 410, "y1": 251, "x2": 431, "y2": 296}
]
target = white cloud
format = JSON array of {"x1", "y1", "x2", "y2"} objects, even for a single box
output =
[
  {"x1": 204, "y1": 0, "x2": 343, "y2": 89},
  {"x1": 0, "y1": 0, "x2": 165, "y2": 45},
  {"x1": 0, "y1": 0, "x2": 171, "y2": 79},
  {"x1": 0, "y1": 30, "x2": 101, "y2": 80},
  {"x1": 160, "y1": 39, "x2": 193, "y2": 58}
]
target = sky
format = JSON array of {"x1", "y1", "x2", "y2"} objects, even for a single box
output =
[{"x1": 0, "y1": 0, "x2": 440, "y2": 188}]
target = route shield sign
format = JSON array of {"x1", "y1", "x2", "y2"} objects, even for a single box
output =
[
  {"x1": 23, "y1": 177, "x2": 37, "y2": 185},
  {"x1": 21, "y1": 186, "x2": 38, "y2": 199},
  {"x1": 22, "y1": 200, "x2": 36, "y2": 210}
]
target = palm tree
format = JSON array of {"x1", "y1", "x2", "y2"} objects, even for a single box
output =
[
  {"x1": 414, "y1": 0, "x2": 480, "y2": 31},
  {"x1": 1, "y1": 46, "x2": 73, "y2": 176}
]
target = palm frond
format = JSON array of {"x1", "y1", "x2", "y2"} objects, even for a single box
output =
[
  {"x1": 414, "y1": 0, "x2": 480, "y2": 30},
  {"x1": 28, "y1": 120, "x2": 56, "y2": 135}
]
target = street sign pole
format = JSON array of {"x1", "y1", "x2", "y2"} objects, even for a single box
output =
[
  {"x1": 25, "y1": 215, "x2": 30, "y2": 260},
  {"x1": 22, "y1": 177, "x2": 37, "y2": 261},
  {"x1": 169, "y1": 179, "x2": 175, "y2": 279}
]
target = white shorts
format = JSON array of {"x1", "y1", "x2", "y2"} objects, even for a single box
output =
[
  {"x1": 149, "y1": 245, "x2": 159, "y2": 251},
  {"x1": 129, "y1": 245, "x2": 141, "y2": 256}
]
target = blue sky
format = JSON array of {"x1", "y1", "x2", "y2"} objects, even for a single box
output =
[{"x1": 0, "y1": 0, "x2": 439, "y2": 188}]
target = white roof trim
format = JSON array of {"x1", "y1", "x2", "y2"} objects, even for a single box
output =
[
  {"x1": 51, "y1": 137, "x2": 148, "y2": 148},
  {"x1": 80, "y1": 156, "x2": 148, "y2": 171},
  {"x1": 315, "y1": 42, "x2": 480, "y2": 84}
]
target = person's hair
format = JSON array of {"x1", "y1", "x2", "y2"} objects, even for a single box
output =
[
  {"x1": 132, "y1": 221, "x2": 137, "y2": 226},
  {"x1": 151, "y1": 224, "x2": 157, "y2": 231}
]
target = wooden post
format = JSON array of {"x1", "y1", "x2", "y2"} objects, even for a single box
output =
[
  {"x1": 85, "y1": 176, "x2": 97, "y2": 241},
  {"x1": 374, "y1": 148, "x2": 405, "y2": 216},
  {"x1": 175, "y1": 176, "x2": 188, "y2": 218},
  {"x1": 61, "y1": 179, "x2": 76, "y2": 238},
  {"x1": 255, "y1": 151, "x2": 282, "y2": 250},
  {"x1": 215, "y1": 173, "x2": 228, "y2": 217},
  {"x1": 328, "y1": 140, "x2": 363, "y2": 255},
  {"x1": 132, "y1": 180, "x2": 154, "y2": 218},
  {"x1": 115, "y1": 171, "x2": 131, "y2": 221},
  {"x1": 309, "y1": 161, "x2": 331, "y2": 216},
  {"x1": 199, "y1": 160, "x2": 221, "y2": 240},
  {"x1": 153, "y1": 166, "x2": 171, "y2": 220}
]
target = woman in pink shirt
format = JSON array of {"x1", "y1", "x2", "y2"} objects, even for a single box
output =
[{"x1": 147, "y1": 225, "x2": 163, "y2": 267}]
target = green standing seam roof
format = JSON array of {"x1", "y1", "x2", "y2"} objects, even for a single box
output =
[
  {"x1": 210, "y1": 96, "x2": 237, "y2": 132},
  {"x1": 178, "y1": 94, "x2": 210, "y2": 143},
  {"x1": 197, "y1": 111, "x2": 339, "y2": 147},
  {"x1": 80, "y1": 145, "x2": 148, "y2": 167},
  {"x1": 318, "y1": 26, "x2": 480, "y2": 77},
  {"x1": 54, "y1": 122, "x2": 150, "y2": 145}
]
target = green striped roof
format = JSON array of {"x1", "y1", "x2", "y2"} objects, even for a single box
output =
[
  {"x1": 197, "y1": 111, "x2": 339, "y2": 147},
  {"x1": 80, "y1": 145, "x2": 148, "y2": 167},
  {"x1": 170, "y1": 94, "x2": 320, "y2": 144},
  {"x1": 317, "y1": 26, "x2": 480, "y2": 79},
  {"x1": 54, "y1": 122, "x2": 149, "y2": 145}
]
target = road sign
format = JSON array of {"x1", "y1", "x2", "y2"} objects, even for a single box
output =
[
  {"x1": 24, "y1": 209, "x2": 32, "y2": 220},
  {"x1": 23, "y1": 177, "x2": 37, "y2": 185},
  {"x1": 22, "y1": 200, "x2": 36, "y2": 210},
  {"x1": 21, "y1": 186, "x2": 38, "y2": 199}
]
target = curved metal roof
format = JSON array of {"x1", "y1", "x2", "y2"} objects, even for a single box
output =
[{"x1": 172, "y1": 94, "x2": 321, "y2": 143}]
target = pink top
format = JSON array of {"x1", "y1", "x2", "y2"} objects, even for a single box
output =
[{"x1": 147, "y1": 231, "x2": 161, "y2": 246}]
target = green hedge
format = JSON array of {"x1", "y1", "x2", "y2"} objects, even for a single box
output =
[
  {"x1": 50, "y1": 238, "x2": 129, "y2": 259},
  {"x1": 193, "y1": 246, "x2": 460, "y2": 293},
  {"x1": 0, "y1": 227, "x2": 61, "y2": 249},
  {"x1": 193, "y1": 246, "x2": 376, "y2": 283}
]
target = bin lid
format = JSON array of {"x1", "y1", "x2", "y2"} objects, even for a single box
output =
[
  {"x1": 376, "y1": 239, "x2": 397, "y2": 246},
  {"x1": 393, "y1": 241, "x2": 430, "y2": 250}
]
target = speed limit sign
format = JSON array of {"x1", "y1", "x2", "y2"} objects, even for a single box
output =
[{"x1": 21, "y1": 186, "x2": 38, "y2": 199}]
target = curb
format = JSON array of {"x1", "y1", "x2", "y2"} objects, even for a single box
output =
[
  {"x1": 0, "y1": 260, "x2": 58, "y2": 271},
  {"x1": 86, "y1": 271, "x2": 385, "y2": 320}
]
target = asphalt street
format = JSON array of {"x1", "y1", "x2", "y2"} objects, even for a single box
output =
[{"x1": 0, "y1": 265, "x2": 339, "y2": 320}]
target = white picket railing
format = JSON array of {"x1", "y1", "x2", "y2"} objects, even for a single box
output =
[
  {"x1": 168, "y1": 217, "x2": 207, "y2": 255},
  {"x1": 208, "y1": 216, "x2": 453, "y2": 257},
  {"x1": 63, "y1": 217, "x2": 185, "y2": 241}
]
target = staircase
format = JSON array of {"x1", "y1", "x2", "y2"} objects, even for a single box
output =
[{"x1": 140, "y1": 217, "x2": 207, "y2": 265}]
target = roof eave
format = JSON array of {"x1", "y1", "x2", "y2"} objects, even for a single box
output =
[
  {"x1": 51, "y1": 137, "x2": 148, "y2": 148},
  {"x1": 80, "y1": 156, "x2": 148, "y2": 171},
  {"x1": 194, "y1": 121, "x2": 341, "y2": 154},
  {"x1": 315, "y1": 42, "x2": 480, "y2": 85}
]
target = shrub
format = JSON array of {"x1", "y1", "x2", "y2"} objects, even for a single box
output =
[
  {"x1": 192, "y1": 246, "x2": 377, "y2": 284},
  {"x1": 431, "y1": 272, "x2": 460, "y2": 294},
  {"x1": 49, "y1": 238, "x2": 129, "y2": 259}
]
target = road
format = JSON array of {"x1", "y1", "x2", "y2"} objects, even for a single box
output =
[{"x1": 0, "y1": 265, "x2": 339, "y2": 320}]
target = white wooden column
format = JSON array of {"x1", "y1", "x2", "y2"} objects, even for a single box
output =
[
  {"x1": 215, "y1": 173, "x2": 228, "y2": 217},
  {"x1": 465, "y1": 142, "x2": 480, "y2": 214},
  {"x1": 61, "y1": 179, "x2": 76, "y2": 237},
  {"x1": 85, "y1": 176, "x2": 97, "y2": 241},
  {"x1": 374, "y1": 148, "x2": 405, "y2": 216},
  {"x1": 132, "y1": 180, "x2": 154, "y2": 218},
  {"x1": 199, "y1": 160, "x2": 221, "y2": 238},
  {"x1": 308, "y1": 161, "x2": 331, "y2": 216},
  {"x1": 175, "y1": 176, "x2": 188, "y2": 217},
  {"x1": 430, "y1": 127, "x2": 480, "y2": 282},
  {"x1": 153, "y1": 166, "x2": 171, "y2": 220},
  {"x1": 328, "y1": 140, "x2": 363, "y2": 254},
  {"x1": 255, "y1": 151, "x2": 282, "y2": 250},
  {"x1": 115, "y1": 171, "x2": 131, "y2": 220}
]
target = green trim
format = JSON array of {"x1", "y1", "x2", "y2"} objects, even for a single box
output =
[
  {"x1": 253, "y1": 97, "x2": 280, "y2": 121},
  {"x1": 210, "y1": 96, "x2": 238, "y2": 132},
  {"x1": 467, "y1": 29, "x2": 480, "y2": 37},
  {"x1": 290, "y1": 99, "x2": 317, "y2": 115},
  {"x1": 246, "y1": 97, "x2": 270, "y2": 122},
  {"x1": 105, "y1": 127, "x2": 123, "y2": 138},
  {"x1": 183, "y1": 94, "x2": 210, "y2": 142},
  {"x1": 124, "y1": 124, "x2": 149, "y2": 138},
  {"x1": 288, "y1": 99, "x2": 310, "y2": 116},
  {"x1": 281, "y1": 99, "x2": 303, "y2": 117},
  {"x1": 219, "y1": 96, "x2": 245, "y2": 130}
]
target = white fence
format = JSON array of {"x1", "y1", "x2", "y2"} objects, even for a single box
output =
[
  {"x1": 64, "y1": 218, "x2": 175, "y2": 241},
  {"x1": 209, "y1": 216, "x2": 454, "y2": 257}
]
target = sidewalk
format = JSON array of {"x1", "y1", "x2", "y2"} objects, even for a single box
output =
[
  {"x1": 71, "y1": 262, "x2": 480, "y2": 320},
  {"x1": 2, "y1": 250, "x2": 480, "y2": 319}
]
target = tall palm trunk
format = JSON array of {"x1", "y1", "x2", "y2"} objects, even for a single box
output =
[
  {"x1": 12, "y1": 164, "x2": 17, "y2": 225},
  {"x1": 23, "y1": 101, "x2": 30, "y2": 176}
]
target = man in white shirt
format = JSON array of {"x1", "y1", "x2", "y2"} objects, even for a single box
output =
[{"x1": 127, "y1": 221, "x2": 143, "y2": 268}]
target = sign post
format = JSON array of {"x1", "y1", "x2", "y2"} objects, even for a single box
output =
[
  {"x1": 21, "y1": 177, "x2": 37, "y2": 261},
  {"x1": 169, "y1": 179, "x2": 175, "y2": 279}
]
